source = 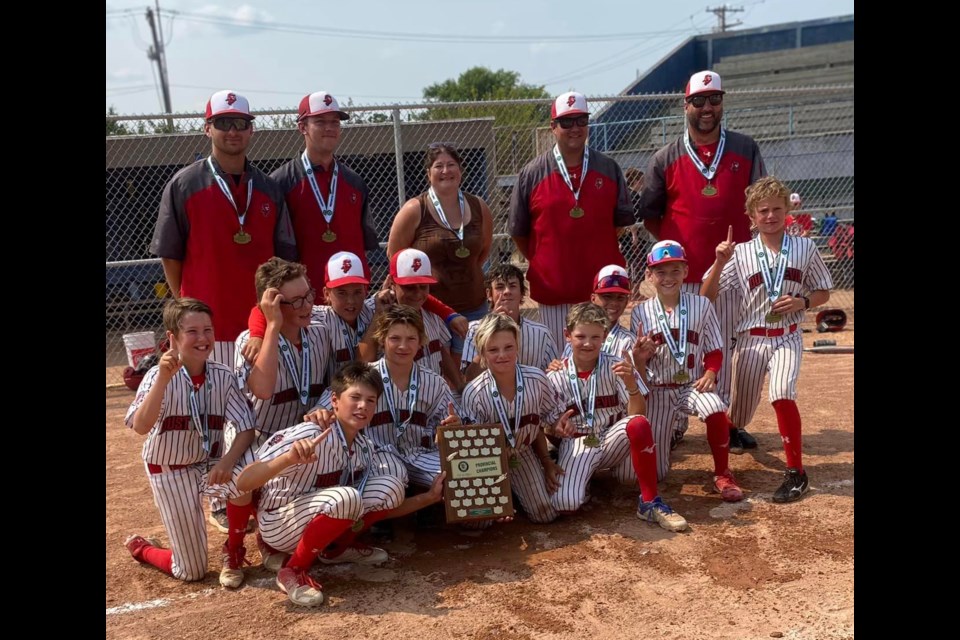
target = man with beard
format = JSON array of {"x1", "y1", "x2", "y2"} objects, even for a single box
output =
[{"x1": 635, "y1": 71, "x2": 766, "y2": 453}]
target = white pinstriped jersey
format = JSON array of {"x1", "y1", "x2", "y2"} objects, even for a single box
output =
[
  {"x1": 711, "y1": 235, "x2": 834, "y2": 333},
  {"x1": 363, "y1": 299, "x2": 452, "y2": 376},
  {"x1": 235, "y1": 323, "x2": 332, "y2": 436},
  {"x1": 561, "y1": 322, "x2": 637, "y2": 360},
  {"x1": 461, "y1": 316, "x2": 559, "y2": 372},
  {"x1": 315, "y1": 359, "x2": 453, "y2": 457},
  {"x1": 255, "y1": 421, "x2": 377, "y2": 512},
  {"x1": 460, "y1": 365, "x2": 562, "y2": 449},
  {"x1": 125, "y1": 361, "x2": 255, "y2": 466},
  {"x1": 546, "y1": 352, "x2": 649, "y2": 436},
  {"x1": 309, "y1": 304, "x2": 374, "y2": 384},
  {"x1": 631, "y1": 293, "x2": 723, "y2": 386}
]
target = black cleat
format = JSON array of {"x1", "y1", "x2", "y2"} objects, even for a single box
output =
[
  {"x1": 772, "y1": 468, "x2": 809, "y2": 503},
  {"x1": 728, "y1": 428, "x2": 744, "y2": 455},
  {"x1": 738, "y1": 428, "x2": 758, "y2": 450}
]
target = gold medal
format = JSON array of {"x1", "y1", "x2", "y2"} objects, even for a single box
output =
[
  {"x1": 322, "y1": 229, "x2": 337, "y2": 243},
  {"x1": 569, "y1": 206, "x2": 585, "y2": 218},
  {"x1": 673, "y1": 371, "x2": 690, "y2": 384},
  {"x1": 351, "y1": 518, "x2": 364, "y2": 533},
  {"x1": 583, "y1": 434, "x2": 600, "y2": 448},
  {"x1": 765, "y1": 313, "x2": 782, "y2": 324},
  {"x1": 509, "y1": 453, "x2": 521, "y2": 469},
  {"x1": 455, "y1": 246, "x2": 471, "y2": 259},
  {"x1": 701, "y1": 183, "x2": 718, "y2": 197},
  {"x1": 233, "y1": 230, "x2": 252, "y2": 244}
]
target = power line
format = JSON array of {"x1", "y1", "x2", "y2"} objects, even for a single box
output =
[{"x1": 156, "y1": 9, "x2": 700, "y2": 44}]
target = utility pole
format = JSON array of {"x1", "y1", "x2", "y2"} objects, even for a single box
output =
[
  {"x1": 145, "y1": 2, "x2": 174, "y2": 128},
  {"x1": 706, "y1": 5, "x2": 744, "y2": 32}
]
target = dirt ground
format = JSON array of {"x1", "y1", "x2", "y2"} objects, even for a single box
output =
[{"x1": 105, "y1": 313, "x2": 854, "y2": 640}]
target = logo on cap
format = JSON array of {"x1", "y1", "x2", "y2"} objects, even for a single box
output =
[
  {"x1": 323, "y1": 94, "x2": 333, "y2": 106},
  {"x1": 412, "y1": 258, "x2": 422, "y2": 272},
  {"x1": 226, "y1": 93, "x2": 237, "y2": 106},
  {"x1": 342, "y1": 259, "x2": 352, "y2": 273},
  {"x1": 702, "y1": 74, "x2": 713, "y2": 87},
  {"x1": 567, "y1": 95, "x2": 577, "y2": 107}
]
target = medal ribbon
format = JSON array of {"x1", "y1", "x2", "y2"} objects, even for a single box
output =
[
  {"x1": 489, "y1": 365, "x2": 524, "y2": 449},
  {"x1": 754, "y1": 235, "x2": 790, "y2": 304},
  {"x1": 207, "y1": 157, "x2": 253, "y2": 229},
  {"x1": 333, "y1": 312, "x2": 367, "y2": 361},
  {"x1": 654, "y1": 294, "x2": 688, "y2": 370},
  {"x1": 378, "y1": 359, "x2": 419, "y2": 441},
  {"x1": 565, "y1": 357, "x2": 597, "y2": 435},
  {"x1": 333, "y1": 422, "x2": 372, "y2": 494},
  {"x1": 300, "y1": 151, "x2": 339, "y2": 227},
  {"x1": 427, "y1": 186, "x2": 466, "y2": 242},
  {"x1": 552, "y1": 144, "x2": 590, "y2": 206},
  {"x1": 178, "y1": 367, "x2": 210, "y2": 453},
  {"x1": 278, "y1": 329, "x2": 312, "y2": 406},
  {"x1": 602, "y1": 324, "x2": 622, "y2": 354},
  {"x1": 682, "y1": 126, "x2": 727, "y2": 181}
]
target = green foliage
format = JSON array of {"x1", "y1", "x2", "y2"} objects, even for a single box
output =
[{"x1": 106, "y1": 106, "x2": 129, "y2": 137}]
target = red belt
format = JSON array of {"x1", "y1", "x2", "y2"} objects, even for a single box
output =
[
  {"x1": 749, "y1": 324, "x2": 797, "y2": 337},
  {"x1": 147, "y1": 463, "x2": 190, "y2": 475}
]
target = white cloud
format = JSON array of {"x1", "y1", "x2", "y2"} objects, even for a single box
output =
[
  {"x1": 107, "y1": 68, "x2": 147, "y2": 83},
  {"x1": 169, "y1": 4, "x2": 275, "y2": 38}
]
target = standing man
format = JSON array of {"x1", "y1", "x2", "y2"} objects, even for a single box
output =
[
  {"x1": 271, "y1": 91, "x2": 379, "y2": 287},
  {"x1": 151, "y1": 89, "x2": 297, "y2": 367},
  {"x1": 509, "y1": 91, "x2": 635, "y2": 348},
  {"x1": 636, "y1": 71, "x2": 766, "y2": 451}
]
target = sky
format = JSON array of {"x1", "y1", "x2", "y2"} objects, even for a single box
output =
[{"x1": 106, "y1": 0, "x2": 854, "y2": 116}]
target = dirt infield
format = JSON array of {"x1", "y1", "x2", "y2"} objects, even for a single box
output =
[{"x1": 105, "y1": 316, "x2": 853, "y2": 640}]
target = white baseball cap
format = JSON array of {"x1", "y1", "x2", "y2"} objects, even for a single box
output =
[
  {"x1": 790, "y1": 193, "x2": 802, "y2": 205},
  {"x1": 325, "y1": 251, "x2": 369, "y2": 288},
  {"x1": 551, "y1": 91, "x2": 589, "y2": 119},
  {"x1": 390, "y1": 248, "x2": 437, "y2": 286},
  {"x1": 205, "y1": 90, "x2": 254, "y2": 120},
  {"x1": 593, "y1": 265, "x2": 631, "y2": 294},
  {"x1": 685, "y1": 71, "x2": 725, "y2": 98},
  {"x1": 647, "y1": 240, "x2": 688, "y2": 266},
  {"x1": 298, "y1": 91, "x2": 349, "y2": 121}
]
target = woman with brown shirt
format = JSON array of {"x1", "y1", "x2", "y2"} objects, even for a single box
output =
[{"x1": 387, "y1": 143, "x2": 494, "y2": 369}]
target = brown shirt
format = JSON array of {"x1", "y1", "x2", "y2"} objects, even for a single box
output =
[{"x1": 410, "y1": 191, "x2": 486, "y2": 311}]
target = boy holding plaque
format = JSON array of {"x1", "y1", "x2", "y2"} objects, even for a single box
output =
[
  {"x1": 633, "y1": 241, "x2": 743, "y2": 501},
  {"x1": 701, "y1": 176, "x2": 832, "y2": 503},
  {"x1": 546, "y1": 303, "x2": 688, "y2": 532}
]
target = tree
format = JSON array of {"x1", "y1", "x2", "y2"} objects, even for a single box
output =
[
  {"x1": 420, "y1": 67, "x2": 552, "y2": 173},
  {"x1": 106, "y1": 106, "x2": 129, "y2": 137}
]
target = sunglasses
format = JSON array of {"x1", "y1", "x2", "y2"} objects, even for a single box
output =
[
  {"x1": 596, "y1": 274, "x2": 630, "y2": 290},
  {"x1": 210, "y1": 117, "x2": 252, "y2": 131},
  {"x1": 647, "y1": 244, "x2": 686, "y2": 264},
  {"x1": 686, "y1": 94, "x2": 724, "y2": 108},
  {"x1": 279, "y1": 288, "x2": 317, "y2": 310},
  {"x1": 555, "y1": 115, "x2": 590, "y2": 129}
]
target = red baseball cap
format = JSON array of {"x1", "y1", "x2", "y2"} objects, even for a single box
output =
[
  {"x1": 551, "y1": 91, "x2": 589, "y2": 119},
  {"x1": 593, "y1": 264, "x2": 631, "y2": 295},
  {"x1": 325, "y1": 251, "x2": 369, "y2": 288},
  {"x1": 205, "y1": 90, "x2": 254, "y2": 120},
  {"x1": 298, "y1": 91, "x2": 349, "y2": 121},
  {"x1": 390, "y1": 249, "x2": 437, "y2": 285}
]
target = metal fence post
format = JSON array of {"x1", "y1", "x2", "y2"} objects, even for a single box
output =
[{"x1": 392, "y1": 108, "x2": 406, "y2": 209}]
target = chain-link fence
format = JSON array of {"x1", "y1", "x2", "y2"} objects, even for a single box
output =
[{"x1": 106, "y1": 86, "x2": 854, "y2": 386}]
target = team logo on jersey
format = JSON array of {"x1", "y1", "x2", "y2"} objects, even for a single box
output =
[
  {"x1": 411, "y1": 258, "x2": 422, "y2": 272},
  {"x1": 342, "y1": 259, "x2": 352, "y2": 273},
  {"x1": 226, "y1": 93, "x2": 237, "y2": 106},
  {"x1": 595, "y1": 177, "x2": 603, "y2": 189},
  {"x1": 323, "y1": 94, "x2": 333, "y2": 106},
  {"x1": 567, "y1": 95, "x2": 577, "y2": 108},
  {"x1": 267, "y1": 433, "x2": 284, "y2": 446},
  {"x1": 261, "y1": 203, "x2": 271, "y2": 216},
  {"x1": 702, "y1": 74, "x2": 713, "y2": 87},
  {"x1": 731, "y1": 161, "x2": 740, "y2": 173}
]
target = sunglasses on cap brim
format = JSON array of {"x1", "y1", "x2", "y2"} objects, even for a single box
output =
[
  {"x1": 648, "y1": 245, "x2": 686, "y2": 264},
  {"x1": 596, "y1": 274, "x2": 630, "y2": 290}
]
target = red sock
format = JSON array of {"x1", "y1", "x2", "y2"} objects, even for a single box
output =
[
  {"x1": 286, "y1": 515, "x2": 355, "y2": 571},
  {"x1": 226, "y1": 502, "x2": 255, "y2": 551},
  {"x1": 324, "y1": 509, "x2": 394, "y2": 558},
  {"x1": 705, "y1": 412, "x2": 732, "y2": 476},
  {"x1": 141, "y1": 545, "x2": 173, "y2": 575},
  {"x1": 772, "y1": 399, "x2": 803, "y2": 471},
  {"x1": 625, "y1": 416, "x2": 660, "y2": 503}
]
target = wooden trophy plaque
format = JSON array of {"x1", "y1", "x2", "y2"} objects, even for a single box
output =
[{"x1": 436, "y1": 423, "x2": 515, "y2": 523}]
